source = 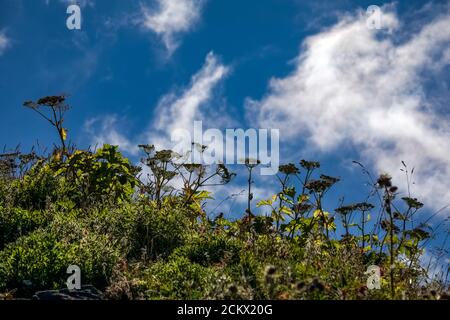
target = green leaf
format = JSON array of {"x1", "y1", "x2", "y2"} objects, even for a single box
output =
[
  {"x1": 256, "y1": 195, "x2": 277, "y2": 207},
  {"x1": 280, "y1": 206, "x2": 293, "y2": 216}
]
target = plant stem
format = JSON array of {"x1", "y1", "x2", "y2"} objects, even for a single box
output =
[
  {"x1": 385, "y1": 187, "x2": 395, "y2": 299},
  {"x1": 247, "y1": 166, "x2": 252, "y2": 216}
]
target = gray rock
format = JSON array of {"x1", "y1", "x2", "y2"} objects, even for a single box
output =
[{"x1": 33, "y1": 285, "x2": 103, "y2": 300}]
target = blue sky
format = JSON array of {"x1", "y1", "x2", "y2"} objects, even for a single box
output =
[{"x1": 0, "y1": 1, "x2": 449, "y2": 266}]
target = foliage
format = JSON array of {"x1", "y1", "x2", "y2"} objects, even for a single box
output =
[
  {"x1": 0, "y1": 207, "x2": 50, "y2": 250},
  {"x1": 0, "y1": 95, "x2": 448, "y2": 300},
  {"x1": 52, "y1": 145, "x2": 138, "y2": 207}
]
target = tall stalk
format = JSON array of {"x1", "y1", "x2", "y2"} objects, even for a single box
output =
[{"x1": 384, "y1": 187, "x2": 395, "y2": 299}]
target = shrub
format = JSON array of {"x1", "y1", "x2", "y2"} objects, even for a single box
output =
[
  {"x1": 171, "y1": 232, "x2": 242, "y2": 267},
  {"x1": 128, "y1": 200, "x2": 193, "y2": 261},
  {"x1": 0, "y1": 231, "x2": 71, "y2": 295},
  {"x1": 53, "y1": 145, "x2": 139, "y2": 207},
  {"x1": 10, "y1": 161, "x2": 60, "y2": 210},
  {"x1": 46, "y1": 210, "x2": 124, "y2": 288},
  {"x1": 0, "y1": 206, "x2": 51, "y2": 249},
  {"x1": 0, "y1": 214, "x2": 123, "y2": 295},
  {"x1": 141, "y1": 255, "x2": 217, "y2": 299}
]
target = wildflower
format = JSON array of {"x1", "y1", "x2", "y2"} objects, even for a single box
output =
[
  {"x1": 279, "y1": 163, "x2": 299, "y2": 175},
  {"x1": 336, "y1": 202, "x2": 374, "y2": 214},
  {"x1": 377, "y1": 173, "x2": 392, "y2": 188},
  {"x1": 299, "y1": 159, "x2": 320, "y2": 170},
  {"x1": 305, "y1": 175, "x2": 339, "y2": 193},
  {"x1": 37, "y1": 95, "x2": 66, "y2": 106},
  {"x1": 183, "y1": 164, "x2": 203, "y2": 173},
  {"x1": 154, "y1": 150, "x2": 173, "y2": 162},
  {"x1": 320, "y1": 174, "x2": 340, "y2": 185},
  {"x1": 401, "y1": 197, "x2": 424, "y2": 209}
]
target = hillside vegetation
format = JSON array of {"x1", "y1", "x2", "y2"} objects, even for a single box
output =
[{"x1": 0, "y1": 96, "x2": 448, "y2": 300}]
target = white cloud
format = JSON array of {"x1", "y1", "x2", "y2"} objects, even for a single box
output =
[
  {"x1": 247, "y1": 7, "x2": 450, "y2": 211},
  {"x1": 142, "y1": 0, "x2": 206, "y2": 54},
  {"x1": 84, "y1": 52, "x2": 230, "y2": 205},
  {"x1": 205, "y1": 183, "x2": 277, "y2": 217},
  {"x1": 0, "y1": 31, "x2": 10, "y2": 55},
  {"x1": 85, "y1": 51, "x2": 228, "y2": 155},
  {"x1": 152, "y1": 51, "x2": 229, "y2": 140},
  {"x1": 84, "y1": 115, "x2": 139, "y2": 155}
]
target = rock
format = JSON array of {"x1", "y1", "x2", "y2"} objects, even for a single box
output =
[{"x1": 33, "y1": 285, "x2": 103, "y2": 300}]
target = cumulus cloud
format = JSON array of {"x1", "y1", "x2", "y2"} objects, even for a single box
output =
[
  {"x1": 142, "y1": 0, "x2": 206, "y2": 54},
  {"x1": 0, "y1": 31, "x2": 10, "y2": 55},
  {"x1": 247, "y1": 7, "x2": 450, "y2": 211}
]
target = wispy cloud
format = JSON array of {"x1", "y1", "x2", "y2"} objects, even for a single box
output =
[
  {"x1": 0, "y1": 31, "x2": 11, "y2": 56},
  {"x1": 83, "y1": 51, "x2": 230, "y2": 204},
  {"x1": 85, "y1": 51, "x2": 229, "y2": 154},
  {"x1": 247, "y1": 6, "x2": 450, "y2": 211},
  {"x1": 83, "y1": 115, "x2": 139, "y2": 155},
  {"x1": 141, "y1": 0, "x2": 207, "y2": 55},
  {"x1": 152, "y1": 51, "x2": 229, "y2": 139}
]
